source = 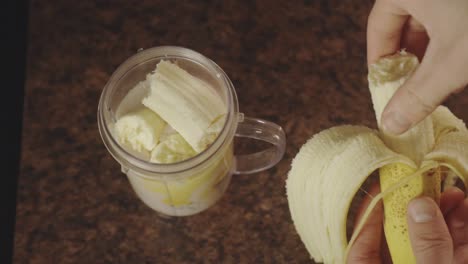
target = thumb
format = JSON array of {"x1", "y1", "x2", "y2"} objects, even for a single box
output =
[
  {"x1": 380, "y1": 41, "x2": 468, "y2": 135},
  {"x1": 407, "y1": 197, "x2": 453, "y2": 264}
]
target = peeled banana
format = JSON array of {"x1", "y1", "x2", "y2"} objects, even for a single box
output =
[{"x1": 286, "y1": 51, "x2": 468, "y2": 263}]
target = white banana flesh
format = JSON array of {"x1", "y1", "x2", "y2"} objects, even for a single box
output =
[
  {"x1": 287, "y1": 125, "x2": 415, "y2": 263},
  {"x1": 286, "y1": 51, "x2": 468, "y2": 263},
  {"x1": 115, "y1": 60, "x2": 226, "y2": 162},
  {"x1": 115, "y1": 108, "x2": 166, "y2": 153},
  {"x1": 113, "y1": 60, "x2": 231, "y2": 216},
  {"x1": 142, "y1": 61, "x2": 226, "y2": 153},
  {"x1": 150, "y1": 133, "x2": 197, "y2": 163},
  {"x1": 368, "y1": 51, "x2": 434, "y2": 165}
]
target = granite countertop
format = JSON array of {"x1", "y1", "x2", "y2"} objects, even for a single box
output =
[{"x1": 15, "y1": 0, "x2": 468, "y2": 263}]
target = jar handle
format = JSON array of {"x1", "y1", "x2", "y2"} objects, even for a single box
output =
[{"x1": 233, "y1": 114, "x2": 286, "y2": 174}]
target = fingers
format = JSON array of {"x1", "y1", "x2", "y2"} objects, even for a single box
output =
[
  {"x1": 367, "y1": 0, "x2": 409, "y2": 64},
  {"x1": 454, "y1": 245, "x2": 468, "y2": 264},
  {"x1": 367, "y1": 1, "x2": 435, "y2": 135},
  {"x1": 380, "y1": 39, "x2": 468, "y2": 135},
  {"x1": 447, "y1": 198, "x2": 468, "y2": 248},
  {"x1": 368, "y1": 0, "x2": 468, "y2": 135},
  {"x1": 347, "y1": 184, "x2": 383, "y2": 263},
  {"x1": 446, "y1": 198, "x2": 468, "y2": 264},
  {"x1": 407, "y1": 197, "x2": 453, "y2": 264},
  {"x1": 440, "y1": 187, "x2": 465, "y2": 215},
  {"x1": 400, "y1": 17, "x2": 428, "y2": 61}
]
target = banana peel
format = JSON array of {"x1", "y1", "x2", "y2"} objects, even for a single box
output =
[{"x1": 286, "y1": 51, "x2": 468, "y2": 263}]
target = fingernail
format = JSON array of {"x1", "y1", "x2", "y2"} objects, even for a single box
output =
[
  {"x1": 408, "y1": 197, "x2": 437, "y2": 223},
  {"x1": 382, "y1": 111, "x2": 411, "y2": 135}
]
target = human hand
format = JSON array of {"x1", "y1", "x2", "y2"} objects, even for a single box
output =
[
  {"x1": 367, "y1": 0, "x2": 468, "y2": 135},
  {"x1": 347, "y1": 185, "x2": 468, "y2": 264}
]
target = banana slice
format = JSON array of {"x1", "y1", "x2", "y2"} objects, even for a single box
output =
[
  {"x1": 115, "y1": 108, "x2": 166, "y2": 153},
  {"x1": 150, "y1": 133, "x2": 197, "y2": 164},
  {"x1": 143, "y1": 61, "x2": 226, "y2": 153}
]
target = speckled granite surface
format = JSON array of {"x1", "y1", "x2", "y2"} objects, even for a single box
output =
[{"x1": 15, "y1": 0, "x2": 468, "y2": 263}]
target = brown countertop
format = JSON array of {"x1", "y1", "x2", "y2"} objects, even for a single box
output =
[{"x1": 15, "y1": 0, "x2": 468, "y2": 263}]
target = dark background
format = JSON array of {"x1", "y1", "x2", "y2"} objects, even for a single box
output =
[
  {"x1": 5, "y1": 0, "x2": 468, "y2": 263},
  {"x1": 2, "y1": 0, "x2": 28, "y2": 263}
]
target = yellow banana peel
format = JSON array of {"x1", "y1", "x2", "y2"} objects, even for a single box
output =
[{"x1": 286, "y1": 51, "x2": 468, "y2": 263}]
